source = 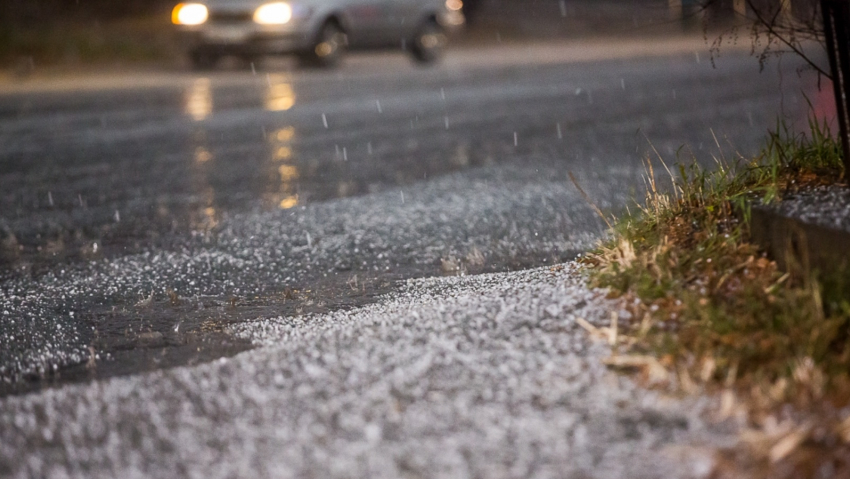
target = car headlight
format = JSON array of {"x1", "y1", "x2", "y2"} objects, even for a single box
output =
[
  {"x1": 172, "y1": 3, "x2": 209, "y2": 25},
  {"x1": 254, "y1": 2, "x2": 293, "y2": 25}
]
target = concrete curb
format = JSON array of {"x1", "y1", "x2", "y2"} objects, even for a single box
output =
[{"x1": 749, "y1": 205, "x2": 850, "y2": 279}]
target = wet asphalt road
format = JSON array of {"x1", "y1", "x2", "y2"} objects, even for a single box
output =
[{"x1": 0, "y1": 38, "x2": 817, "y2": 394}]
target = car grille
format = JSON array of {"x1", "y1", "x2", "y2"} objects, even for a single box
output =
[{"x1": 208, "y1": 12, "x2": 253, "y2": 23}]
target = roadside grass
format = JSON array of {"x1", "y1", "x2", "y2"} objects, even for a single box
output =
[
  {"x1": 581, "y1": 119, "x2": 850, "y2": 476},
  {"x1": 0, "y1": 16, "x2": 177, "y2": 69}
]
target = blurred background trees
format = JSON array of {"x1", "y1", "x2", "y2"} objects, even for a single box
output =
[
  {"x1": 0, "y1": 0, "x2": 178, "y2": 67},
  {"x1": 1, "y1": 0, "x2": 174, "y2": 25}
]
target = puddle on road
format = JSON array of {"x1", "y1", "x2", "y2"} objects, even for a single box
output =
[
  {"x1": 0, "y1": 249, "x2": 578, "y2": 398},
  {"x1": 0, "y1": 269, "x2": 408, "y2": 397}
]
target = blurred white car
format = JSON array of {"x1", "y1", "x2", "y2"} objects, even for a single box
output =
[{"x1": 172, "y1": 0, "x2": 465, "y2": 68}]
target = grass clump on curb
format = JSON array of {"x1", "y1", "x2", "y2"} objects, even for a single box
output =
[{"x1": 582, "y1": 120, "x2": 850, "y2": 474}]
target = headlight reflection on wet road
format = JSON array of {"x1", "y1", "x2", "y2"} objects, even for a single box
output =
[
  {"x1": 267, "y1": 125, "x2": 300, "y2": 210},
  {"x1": 265, "y1": 75, "x2": 296, "y2": 112},
  {"x1": 185, "y1": 78, "x2": 213, "y2": 121}
]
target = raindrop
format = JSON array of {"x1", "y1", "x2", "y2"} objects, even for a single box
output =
[
  {"x1": 376, "y1": 100, "x2": 382, "y2": 113},
  {"x1": 400, "y1": 191, "x2": 405, "y2": 204},
  {"x1": 322, "y1": 113, "x2": 328, "y2": 128},
  {"x1": 77, "y1": 194, "x2": 85, "y2": 207},
  {"x1": 367, "y1": 142, "x2": 373, "y2": 155},
  {"x1": 513, "y1": 132, "x2": 518, "y2": 146},
  {"x1": 556, "y1": 123, "x2": 562, "y2": 139},
  {"x1": 575, "y1": 88, "x2": 582, "y2": 95},
  {"x1": 48, "y1": 191, "x2": 54, "y2": 207},
  {"x1": 695, "y1": 51, "x2": 701, "y2": 63},
  {"x1": 251, "y1": 62, "x2": 256, "y2": 75},
  {"x1": 343, "y1": 147, "x2": 348, "y2": 161},
  {"x1": 444, "y1": 116, "x2": 450, "y2": 130},
  {"x1": 496, "y1": 32, "x2": 501, "y2": 43},
  {"x1": 559, "y1": 0, "x2": 567, "y2": 17},
  {"x1": 114, "y1": 210, "x2": 121, "y2": 222},
  {"x1": 307, "y1": 232, "x2": 312, "y2": 248},
  {"x1": 440, "y1": 88, "x2": 446, "y2": 101},
  {"x1": 620, "y1": 78, "x2": 625, "y2": 90},
  {"x1": 261, "y1": 126, "x2": 267, "y2": 139}
]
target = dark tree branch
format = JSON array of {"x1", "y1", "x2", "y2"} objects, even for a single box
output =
[
  {"x1": 745, "y1": 0, "x2": 832, "y2": 78},
  {"x1": 700, "y1": 0, "x2": 831, "y2": 79}
]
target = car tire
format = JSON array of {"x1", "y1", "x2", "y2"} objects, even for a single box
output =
[
  {"x1": 298, "y1": 21, "x2": 347, "y2": 68},
  {"x1": 410, "y1": 20, "x2": 447, "y2": 65},
  {"x1": 189, "y1": 49, "x2": 220, "y2": 71}
]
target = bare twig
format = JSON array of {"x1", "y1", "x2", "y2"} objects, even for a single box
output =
[
  {"x1": 568, "y1": 171, "x2": 613, "y2": 229},
  {"x1": 700, "y1": 0, "x2": 831, "y2": 79}
]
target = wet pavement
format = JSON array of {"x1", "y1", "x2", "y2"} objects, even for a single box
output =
[
  {"x1": 0, "y1": 38, "x2": 817, "y2": 395},
  {"x1": 0, "y1": 264, "x2": 738, "y2": 479}
]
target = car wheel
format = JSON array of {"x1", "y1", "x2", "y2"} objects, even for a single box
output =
[
  {"x1": 189, "y1": 49, "x2": 220, "y2": 71},
  {"x1": 410, "y1": 20, "x2": 447, "y2": 64},
  {"x1": 298, "y1": 21, "x2": 347, "y2": 68}
]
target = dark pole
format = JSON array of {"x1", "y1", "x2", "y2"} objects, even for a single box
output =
[{"x1": 821, "y1": 0, "x2": 850, "y2": 176}]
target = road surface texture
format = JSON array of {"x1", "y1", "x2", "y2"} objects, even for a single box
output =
[{"x1": 0, "y1": 37, "x2": 818, "y2": 477}]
